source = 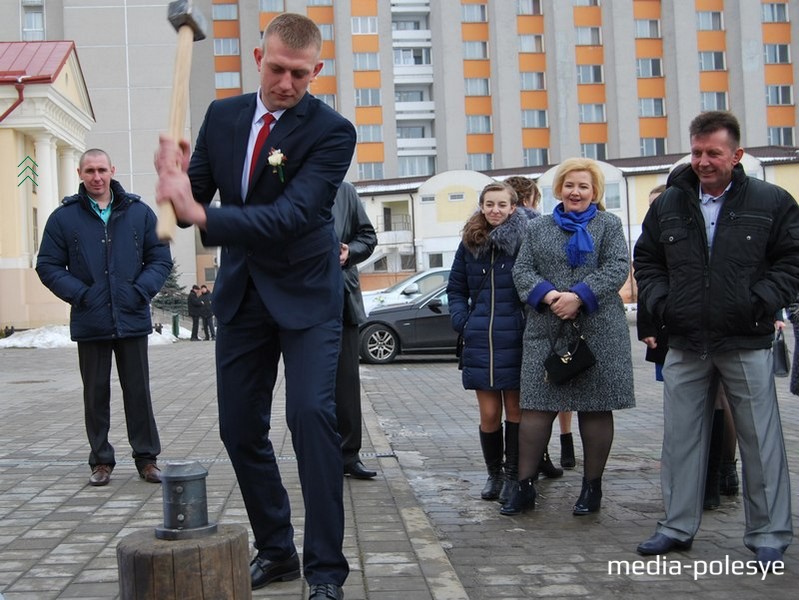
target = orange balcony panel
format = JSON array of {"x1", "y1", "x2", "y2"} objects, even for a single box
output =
[
  {"x1": 698, "y1": 71, "x2": 729, "y2": 91},
  {"x1": 575, "y1": 46, "x2": 604, "y2": 64},
  {"x1": 520, "y1": 91, "x2": 549, "y2": 108},
  {"x1": 260, "y1": 13, "x2": 280, "y2": 30},
  {"x1": 213, "y1": 21, "x2": 239, "y2": 38},
  {"x1": 522, "y1": 129, "x2": 550, "y2": 147},
  {"x1": 697, "y1": 31, "x2": 726, "y2": 51},
  {"x1": 351, "y1": 0, "x2": 378, "y2": 16},
  {"x1": 354, "y1": 71, "x2": 381, "y2": 87},
  {"x1": 307, "y1": 6, "x2": 334, "y2": 22},
  {"x1": 637, "y1": 78, "x2": 666, "y2": 97},
  {"x1": 519, "y1": 53, "x2": 546, "y2": 71},
  {"x1": 573, "y1": 7, "x2": 602, "y2": 27},
  {"x1": 355, "y1": 107, "x2": 383, "y2": 124},
  {"x1": 466, "y1": 134, "x2": 494, "y2": 154},
  {"x1": 517, "y1": 15, "x2": 544, "y2": 34},
  {"x1": 636, "y1": 39, "x2": 663, "y2": 57},
  {"x1": 356, "y1": 143, "x2": 384, "y2": 162},
  {"x1": 462, "y1": 0, "x2": 485, "y2": 4},
  {"x1": 214, "y1": 56, "x2": 241, "y2": 72},
  {"x1": 763, "y1": 23, "x2": 791, "y2": 44},
  {"x1": 462, "y1": 23, "x2": 489, "y2": 41},
  {"x1": 767, "y1": 106, "x2": 796, "y2": 127},
  {"x1": 633, "y1": 1, "x2": 661, "y2": 19},
  {"x1": 577, "y1": 84, "x2": 606, "y2": 104},
  {"x1": 696, "y1": 0, "x2": 724, "y2": 10},
  {"x1": 765, "y1": 64, "x2": 794, "y2": 85},
  {"x1": 352, "y1": 35, "x2": 379, "y2": 52},
  {"x1": 579, "y1": 123, "x2": 608, "y2": 143},
  {"x1": 465, "y1": 96, "x2": 493, "y2": 114},
  {"x1": 320, "y1": 40, "x2": 336, "y2": 58},
  {"x1": 216, "y1": 88, "x2": 241, "y2": 100},
  {"x1": 639, "y1": 117, "x2": 668, "y2": 137},
  {"x1": 464, "y1": 60, "x2": 491, "y2": 77},
  {"x1": 312, "y1": 77, "x2": 337, "y2": 94}
]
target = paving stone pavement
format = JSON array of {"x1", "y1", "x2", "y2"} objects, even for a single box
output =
[{"x1": 0, "y1": 324, "x2": 797, "y2": 599}]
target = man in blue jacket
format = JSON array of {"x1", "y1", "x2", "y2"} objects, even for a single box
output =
[{"x1": 36, "y1": 148, "x2": 172, "y2": 487}]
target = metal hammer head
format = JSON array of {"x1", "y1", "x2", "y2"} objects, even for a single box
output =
[{"x1": 168, "y1": 0, "x2": 207, "y2": 41}]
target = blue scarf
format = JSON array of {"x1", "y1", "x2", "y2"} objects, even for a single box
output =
[{"x1": 552, "y1": 203, "x2": 597, "y2": 267}]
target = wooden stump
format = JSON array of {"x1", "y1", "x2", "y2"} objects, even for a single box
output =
[{"x1": 117, "y1": 524, "x2": 251, "y2": 600}]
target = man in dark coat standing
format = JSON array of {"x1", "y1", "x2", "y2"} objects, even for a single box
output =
[
  {"x1": 36, "y1": 148, "x2": 171, "y2": 487},
  {"x1": 332, "y1": 182, "x2": 377, "y2": 478},
  {"x1": 187, "y1": 285, "x2": 203, "y2": 340}
]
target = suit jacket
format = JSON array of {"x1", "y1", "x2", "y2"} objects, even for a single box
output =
[
  {"x1": 187, "y1": 92, "x2": 357, "y2": 328},
  {"x1": 332, "y1": 182, "x2": 377, "y2": 325}
]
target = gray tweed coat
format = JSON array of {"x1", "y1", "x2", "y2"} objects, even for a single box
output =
[{"x1": 512, "y1": 210, "x2": 635, "y2": 411}]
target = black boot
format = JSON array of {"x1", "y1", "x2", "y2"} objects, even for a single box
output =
[
  {"x1": 500, "y1": 477, "x2": 537, "y2": 516},
  {"x1": 719, "y1": 459, "x2": 739, "y2": 496},
  {"x1": 479, "y1": 427, "x2": 504, "y2": 500},
  {"x1": 538, "y1": 446, "x2": 564, "y2": 479},
  {"x1": 704, "y1": 409, "x2": 724, "y2": 510},
  {"x1": 498, "y1": 421, "x2": 519, "y2": 504},
  {"x1": 560, "y1": 433, "x2": 576, "y2": 469},
  {"x1": 573, "y1": 477, "x2": 602, "y2": 515}
]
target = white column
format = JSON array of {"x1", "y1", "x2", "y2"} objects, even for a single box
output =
[
  {"x1": 34, "y1": 134, "x2": 56, "y2": 251},
  {"x1": 58, "y1": 146, "x2": 79, "y2": 200}
]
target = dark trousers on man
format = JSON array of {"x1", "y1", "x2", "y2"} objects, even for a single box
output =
[
  {"x1": 336, "y1": 322, "x2": 363, "y2": 466},
  {"x1": 215, "y1": 285, "x2": 349, "y2": 585},
  {"x1": 77, "y1": 336, "x2": 161, "y2": 471},
  {"x1": 190, "y1": 316, "x2": 200, "y2": 340},
  {"x1": 202, "y1": 315, "x2": 215, "y2": 340}
]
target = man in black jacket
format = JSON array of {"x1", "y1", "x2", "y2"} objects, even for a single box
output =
[
  {"x1": 633, "y1": 111, "x2": 799, "y2": 570},
  {"x1": 187, "y1": 285, "x2": 203, "y2": 341},
  {"x1": 332, "y1": 182, "x2": 378, "y2": 478}
]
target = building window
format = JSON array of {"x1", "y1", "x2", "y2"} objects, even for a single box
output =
[
  {"x1": 605, "y1": 182, "x2": 621, "y2": 210},
  {"x1": 397, "y1": 125, "x2": 425, "y2": 138},
  {"x1": 429, "y1": 253, "x2": 444, "y2": 268},
  {"x1": 395, "y1": 89, "x2": 425, "y2": 102},
  {"x1": 639, "y1": 98, "x2": 665, "y2": 117},
  {"x1": 519, "y1": 35, "x2": 544, "y2": 53},
  {"x1": 462, "y1": 4, "x2": 487, "y2": 22},
  {"x1": 449, "y1": 193, "x2": 465, "y2": 202},
  {"x1": 212, "y1": 4, "x2": 237, "y2": 19},
  {"x1": 575, "y1": 27, "x2": 601, "y2": 45},
  {"x1": 573, "y1": 0, "x2": 599, "y2": 5},
  {"x1": 699, "y1": 51, "x2": 726, "y2": 71},
  {"x1": 522, "y1": 109, "x2": 548, "y2": 128},
  {"x1": 354, "y1": 88, "x2": 381, "y2": 106},
  {"x1": 697, "y1": 11, "x2": 723, "y2": 30},
  {"x1": 307, "y1": 0, "x2": 332, "y2": 5},
  {"x1": 421, "y1": 195, "x2": 435, "y2": 204},
  {"x1": 394, "y1": 48, "x2": 432, "y2": 66},
  {"x1": 393, "y1": 18, "x2": 424, "y2": 30},
  {"x1": 468, "y1": 154, "x2": 493, "y2": 171},
  {"x1": 400, "y1": 254, "x2": 417, "y2": 271},
  {"x1": 357, "y1": 125, "x2": 383, "y2": 142},
  {"x1": 579, "y1": 104, "x2": 606, "y2": 123},
  {"x1": 766, "y1": 85, "x2": 793, "y2": 105},
  {"x1": 398, "y1": 156, "x2": 435, "y2": 177},
  {"x1": 763, "y1": 3, "x2": 789, "y2": 22},
  {"x1": 640, "y1": 137, "x2": 666, "y2": 156},
  {"x1": 576, "y1": 65, "x2": 603, "y2": 84},
  {"x1": 635, "y1": 19, "x2": 660, "y2": 38},
  {"x1": 465, "y1": 78, "x2": 490, "y2": 96},
  {"x1": 524, "y1": 148, "x2": 549, "y2": 167},
  {"x1": 353, "y1": 53, "x2": 380, "y2": 70},
  {"x1": 358, "y1": 162, "x2": 384, "y2": 180},
  {"x1": 317, "y1": 94, "x2": 336, "y2": 109},
  {"x1": 466, "y1": 115, "x2": 492, "y2": 134},
  {"x1": 700, "y1": 92, "x2": 728, "y2": 111},
  {"x1": 318, "y1": 24, "x2": 334, "y2": 41},
  {"x1": 463, "y1": 41, "x2": 488, "y2": 59},
  {"x1": 518, "y1": 0, "x2": 543, "y2": 15},
  {"x1": 320, "y1": 58, "x2": 335, "y2": 75},
  {"x1": 22, "y1": 4, "x2": 44, "y2": 41},
  {"x1": 260, "y1": 0, "x2": 284, "y2": 11},
  {"x1": 372, "y1": 256, "x2": 388, "y2": 272},
  {"x1": 637, "y1": 58, "x2": 663, "y2": 78},
  {"x1": 520, "y1": 71, "x2": 546, "y2": 90},
  {"x1": 352, "y1": 16, "x2": 378, "y2": 34},
  {"x1": 764, "y1": 44, "x2": 791, "y2": 64},
  {"x1": 214, "y1": 38, "x2": 240, "y2": 56},
  {"x1": 215, "y1": 72, "x2": 241, "y2": 89},
  {"x1": 768, "y1": 127, "x2": 794, "y2": 145},
  {"x1": 581, "y1": 143, "x2": 607, "y2": 161}
]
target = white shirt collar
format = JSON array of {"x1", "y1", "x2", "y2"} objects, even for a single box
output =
[{"x1": 252, "y1": 89, "x2": 286, "y2": 126}]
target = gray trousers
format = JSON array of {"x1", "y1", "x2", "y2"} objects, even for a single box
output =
[{"x1": 656, "y1": 347, "x2": 792, "y2": 552}]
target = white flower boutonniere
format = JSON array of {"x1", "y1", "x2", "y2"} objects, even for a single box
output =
[{"x1": 268, "y1": 148, "x2": 287, "y2": 183}]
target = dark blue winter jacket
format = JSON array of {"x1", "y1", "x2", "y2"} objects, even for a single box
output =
[{"x1": 36, "y1": 180, "x2": 172, "y2": 341}]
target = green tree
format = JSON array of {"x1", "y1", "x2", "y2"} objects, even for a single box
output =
[{"x1": 152, "y1": 260, "x2": 187, "y2": 315}]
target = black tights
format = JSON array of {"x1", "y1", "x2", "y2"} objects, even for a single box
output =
[{"x1": 518, "y1": 410, "x2": 614, "y2": 481}]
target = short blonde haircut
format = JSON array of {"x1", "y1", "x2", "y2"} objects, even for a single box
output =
[{"x1": 552, "y1": 158, "x2": 605, "y2": 210}]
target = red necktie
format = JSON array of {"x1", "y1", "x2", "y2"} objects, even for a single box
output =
[{"x1": 248, "y1": 113, "x2": 275, "y2": 183}]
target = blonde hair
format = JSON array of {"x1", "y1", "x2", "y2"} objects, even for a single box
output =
[
  {"x1": 264, "y1": 13, "x2": 321, "y2": 53},
  {"x1": 552, "y1": 158, "x2": 605, "y2": 210}
]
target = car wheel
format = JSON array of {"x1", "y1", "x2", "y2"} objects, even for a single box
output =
[{"x1": 360, "y1": 324, "x2": 399, "y2": 364}]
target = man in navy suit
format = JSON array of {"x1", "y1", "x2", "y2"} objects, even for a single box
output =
[{"x1": 155, "y1": 13, "x2": 355, "y2": 600}]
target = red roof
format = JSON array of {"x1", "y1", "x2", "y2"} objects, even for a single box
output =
[{"x1": 0, "y1": 41, "x2": 75, "y2": 85}]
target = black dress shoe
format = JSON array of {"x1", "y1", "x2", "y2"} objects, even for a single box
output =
[
  {"x1": 250, "y1": 551, "x2": 300, "y2": 590},
  {"x1": 636, "y1": 533, "x2": 693, "y2": 556},
  {"x1": 344, "y1": 460, "x2": 377, "y2": 479},
  {"x1": 308, "y1": 583, "x2": 344, "y2": 600}
]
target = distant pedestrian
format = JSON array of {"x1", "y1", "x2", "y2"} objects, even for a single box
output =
[
  {"x1": 200, "y1": 284, "x2": 215, "y2": 340},
  {"x1": 187, "y1": 285, "x2": 203, "y2": 341}
]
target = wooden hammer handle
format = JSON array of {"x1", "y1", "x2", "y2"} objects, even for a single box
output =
[{"x1": 157, "y1": 24, "x2": 195, "y2": 241}]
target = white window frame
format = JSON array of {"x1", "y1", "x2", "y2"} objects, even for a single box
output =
[
  {"x1": 576, "y1": 64, "x2": 603, "y2": 84},
  {"x1": 575, "y1": 27, "x2": 601, "y2": 45},
  {"x1": 639, "y1": 98, "x2": 665, "y2": 117},
  {"x1": 637, "y1": 58, "x2": 663, "y2": 78},
  {"x1": 699, "y1": 51, "x2": 726, "y2": 71},
  {"x1": 462, "y1": 4, "x2": 487, "y2": 23},
  {"x1": 581, "y1": 143, "x2": 607, "y2": 161},
  {"x1": 466, "y1": 115, "x2": 492, "y2": 134},
  {"x1": 524, "y1": 148, "x2": 549, "y2": 167},
  {"x1": 519, "y1": 34, "x2": 544, "y2": 53},
  {"x1": 213, "y1": 38, "x2": 240, "y2": 56},
  {"x1": 354, "y1": 88, "x2": 381, "y2": 106},
  {"x1": 766, "y1": 85, "x2": 793, "y2": 105},
  {"x1": 517, "y1": 0, "x2": 543, "y2": 16},
  {"x1": 463, "y1": 41, "x2": 488, "y2": 59},
  {"x1": 215, "y1": 72, "x2": 241, "y2": 89},
  {"x1": 640, "y1": 137, "x2": 666, "y2": 156},
  {"x1": 762, "y1": 3, "x2": 789, "y2": 22},
  {"x1": 768, "y1": 127, "x2": 794, "y2": 145},
  {"x1": 212, "y1": 4, "x2": 237, "y2": 19},
  {"x1": 764, "y1": 44, "x2": 791, "y2": 64},
  {"x1": 465, "y1": 78, "x2": 490, "y2": 96},
  {"x1": 700, "y1": 92, "x2": 728, "y2": 111},
  {"x1": 357, "y1": 125, "x2": 383, "y2": 143},
  {"x1": 352, "y1": 16, "x2": 378, "y2": 35},
  {"x1": 697, "y1": 11, "x2": 724, "y2": 31},
  {"x1": 467, "y1": 153, "x2": 493, "y2": 171},
  {"x1": 358, "y1": 162, "x2": 384, "y2": 180},
  {"x1": 520, "y1": 71, "x2": 546, "y2": 90},
  {"x1": 522, "y1": 109, "x2": 548, "y2": 128},
  {"x1": 579, "y1": 103, "x2": 606, "y2": 123},
  {"x1": 353, "y1": 52, "x2": 380, "y2": 70},
  {"x1": 635, "y1": 19, "x2": 660, "y2": 38}
]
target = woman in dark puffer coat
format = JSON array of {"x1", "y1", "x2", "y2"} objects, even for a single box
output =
[{"x1": 447, "y1": 181, "x2": 535, "y2": 512}]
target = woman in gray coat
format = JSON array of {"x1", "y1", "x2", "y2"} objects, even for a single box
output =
[{"x1": 503, "y1": 158, "x2": 635, "y2": 515}]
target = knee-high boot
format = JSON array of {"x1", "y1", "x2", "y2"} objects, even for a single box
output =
[
  {"x1": 560, "y1": 432, "x2": 576, "y2": 469},
  {"x1": 498, "y1": 421, "x2": 519, "y2": 504},
  {"x1": 704, "y1": 409, "x2": 724, "y2": 510},
  {"x1": 479, "y1": 427, "x2": 504, "y2": 500}
]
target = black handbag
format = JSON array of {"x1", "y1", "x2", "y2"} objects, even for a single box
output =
[
  {"x1": 544, "y1": 320, "x2": 596, "y2": 385},
  {"x1": 773, "y1": 329, "x2": 790, "y2": 378}
]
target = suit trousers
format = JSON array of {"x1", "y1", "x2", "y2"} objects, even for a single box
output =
[
  {"x1": 657, "y1": 347, "x2": 793, "y2": 552},
  {"x1": 77, "y1": 336, "x2": 161, "y2": 471},
  {"x1": 215, "y1": 284, "x2": 348, "y2": 585},
  {"x1": 336, "y1": 322, "x2": 363, "y2": 464}
]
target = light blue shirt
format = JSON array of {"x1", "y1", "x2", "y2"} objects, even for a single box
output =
[
  {"x1": 88, "y1": 191, "x2": 114, "y2": 224},
  {"x1": 699, "y1": 182, "x2": 731, "y2": 256},
  {"x1": 240, "y1": 89, "x2": 286, "y2": 200}
]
